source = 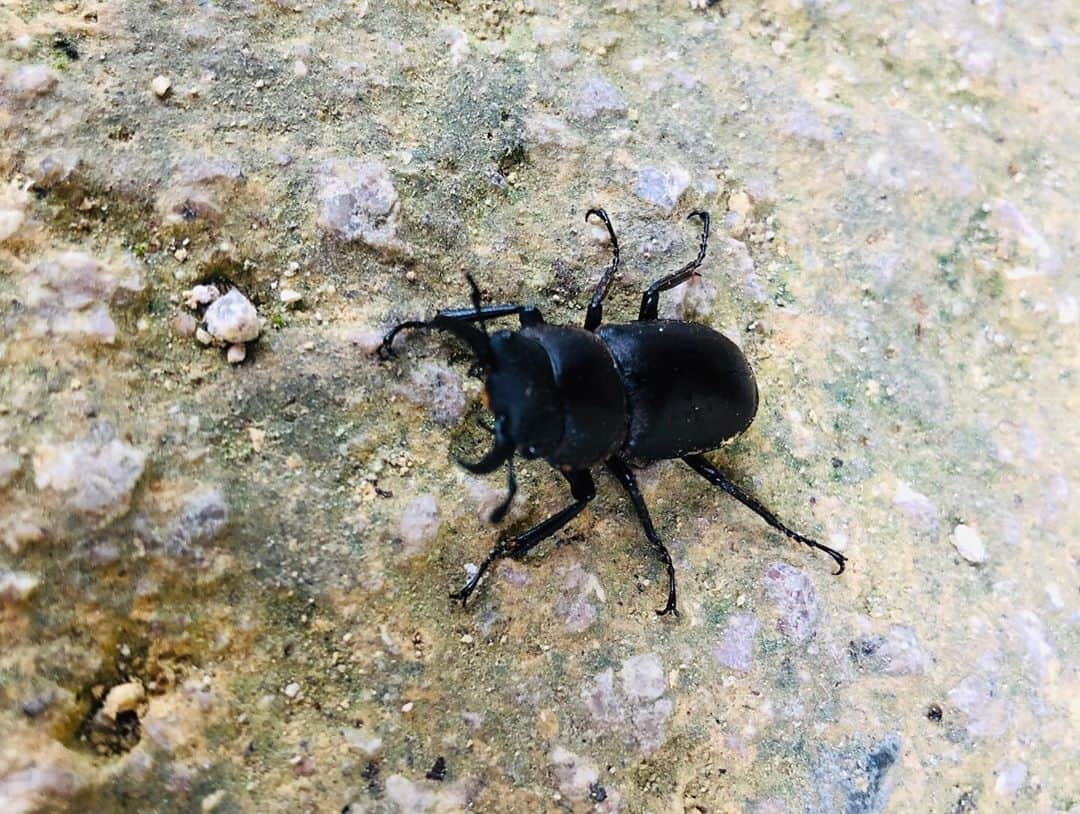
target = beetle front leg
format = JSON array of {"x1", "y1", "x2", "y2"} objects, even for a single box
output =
[
  {"x1": 682, "y1": 454, "x2": 847, "y2": 574},
  {"x1": 605, "y1": 457, "x2": 679, "y2": 617},
  {"x1": 450, "y1": 470, "x2": 595, "y2": 607}
]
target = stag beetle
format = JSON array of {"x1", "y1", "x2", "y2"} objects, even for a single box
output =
[{"x1": 381, "y1": 209, "x2": 846, "y2": 615}]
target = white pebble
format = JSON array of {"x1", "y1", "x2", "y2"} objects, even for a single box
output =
[
  {"x1": 204, "y1": 288, "x2": 261, "y2": 343},
  {"x1": 151, "y1": 75, "x2": 172, "y2": 98},
  {"x1": 283, "y1": 682, "x2": 301, "y2": 698},
  {"x1": 184, "y1": 284, "x2": 221, "y2": 309},
  {"x1": 342, "y1": 726, "x2": 382, "y2": 756},
  {"x1": 279, "y1": 288, "x2": 302, "y2": 305},
  {"x1": 226, "y1": 343, "x2": 247, "y2": 364},
  {"x1": 952, "y1": 523, "x2": 987, "y2": 563},
  {"x1": 102, "y1": 681, "x2": 145, "y2": 720},
  {"x1": 0, "y1": 570, "x2": 40, "y2": 603}
]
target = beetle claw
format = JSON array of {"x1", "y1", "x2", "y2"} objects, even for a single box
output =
[{"x1": 829, "y1": 551, "x2": 847, "y2": 576}]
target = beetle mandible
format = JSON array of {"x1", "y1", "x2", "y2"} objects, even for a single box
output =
[{"x1": 380, "y1": 209, "x2": 846, "y2": 616}]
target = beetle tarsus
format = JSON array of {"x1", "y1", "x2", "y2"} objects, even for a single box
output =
[
  {"x1": 606, "y1": 457, "x2": 681, "y2": 618},
  {"x1": 682, "y1": 454, "x2": 847, "y2": 575},
  {"x1": 584, "y1": 208, "x2": 620, "y2": 332},
  {"x1": 639, "y1": 211, "x2": 711, "y2": 320},
  {"x1": 451, "y1": 471, "x2": 594, "y2": 608}
]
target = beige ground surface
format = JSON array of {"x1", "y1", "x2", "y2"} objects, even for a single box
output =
[{"x1": 1, "y1": 1, "x2": 1077, "y2": 812}]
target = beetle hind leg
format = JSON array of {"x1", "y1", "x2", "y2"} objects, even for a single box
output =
[
  {"x1": 583, "y1": 208, "x2": 621, "y2": 332},
  {"x1": 682, "y1": 454, "x2": 847, "y2": 575},
  {"x1": 638, "y1": 211, "x2": 710, "y2": 321},
  {"x1": 450, "y1": 470, "x2": 595, "y2": 607},
  {"x1": 605, "y1": 457, "x2": 679, "y2": 617}
]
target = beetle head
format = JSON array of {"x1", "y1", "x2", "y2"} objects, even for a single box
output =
[{"x1": 482, "y1": 330, "x2": 562, "y2": 461}]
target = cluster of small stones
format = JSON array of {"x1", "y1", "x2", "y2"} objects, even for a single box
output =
[{"x1": 181, "y1": 284, "x2": 262, "y2": 364}]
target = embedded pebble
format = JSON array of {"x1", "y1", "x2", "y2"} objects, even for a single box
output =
[
  {"x1": 7, "y1": 64, "x2": 58, "y2": 99},
  {"x1": 548, "y1": 746, "x2": 599, "y2": 801},
  {"x1": 554, "y1": 563, "x2": 604, "y2": 633},
  {"x1": 727, "y1": 189, "x2": 752, "y2": 217},
  {"x1": 23, "y1": 251, "x2": 144, "y2": 345},
  {"x1": 849, "y1": 625, "x2": 930, "y2": 676},
  {"x1": 166, "y1": 487, "x2": 229, "y2": 555},
  {"x1": 582, "y1": 664, "x2": 671, "y2": 756},
  {"x1": 342, "y1": 726, "x2": 383, "y2": 756},
  {"x1": 949, "y1": 674, "x2": 1011, "y2": 738},
  {"x1": 619, "y1": 653, "x2": 666, "y2": 702},
  {"x1": 316, "y1": 158, "x2": 401, "y2": 252},
  {"x1": 572, "y1": 77, "x2": 627, "y2": 119},
  {"x1": 343, "y1": 326, "x2": 383, "y2": 355},
  {"x1": 0, "y1": 767, "x2": 85, "y2": 812},
  {"x1": 634, "y1": 165, "x2": 690, "y2": 215},
  {"x1": 226, "y1": 343, "x2": 247, "y2": 364},
  {"x1": 892, "y1": 481, "x2": 940, "y2": 534},
  {"x1": 204, "y1": 289, "x2": 261, "y2": 344},
  {"x1": 33, "y1": 424, "x2": 146, "y2": 519},
  {"x1": 762, "y1": 562, "x2": 819, "y2": 644},
  {"x1": 525, "y1": 113, "x2": 583, "y2": 150},
  {"x1": 171, "y1": 312, "x2": 198, "y2": 337},
  {"x1": 994, "y1": 762, "x2": 1027, "y2": 797},
  {"x1": 713, "y1": 613, "x2": 759, "y2": 672},
  {"x1": 399, "y1": 494, "x2": 441, "y2": 557},
  {"x1": 279, "y1": 288, "x2": 302, "y2": 305},
  {"x1": 283, "y1": 682, "x2": 301, "y2": 698},
  {"x1": 0, "y1": 513, "x2": 47, "y2": 554},
  {"x1": 158, "y1": 154, "x2": 245, "y2": 225},
  {"x1": 1010, "y1": 609, "x2": 1055, "y2": 678},
  {"x1": 0, "y1": 450, "x2": 21, "y2": 489},
  {"x1": 582, "y1": 668, "x2": 623, "y2": 725},
  {"x1": 951, "y1": 523, "x2": 986, "y2": 563},
  {"x1": 811, "y1": 733, "x2": 901, "y2": 814},
  {"x1": 0, "y1": 571, "x2": 40, "y2": 603},
  {"x1": 402, "y1": 362, "x2": 466, "y2": 427},
  {"x1": 30, "y1": 150, "x2": 81, "y2": 188},
  {"x1": 101, "y1": 681, "x2": 145, "y2": 720},
  {"x1": 0, "y1": 180, "x2": 29, "y2": 243},
  {"x1": 628, "y1": 698, "x2": 674, "y2": 756},
  {"x1": 384, "y1": 774, "x2": 470, "y2": 811}
]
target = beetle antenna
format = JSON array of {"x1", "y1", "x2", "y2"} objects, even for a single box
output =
[
  {"x1": 489, "y1": 457, "x2": 517, "y2": 523},
  {"x1": 465, "y1": 273, "x2": 483, "y2": 313},
  {"x1": 464, "y1": 273, "x2": 491, "y2": 338}
]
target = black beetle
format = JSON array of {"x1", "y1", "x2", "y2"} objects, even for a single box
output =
[{"x1": 381, "y1": 209, "x2": 846, "y2": 615}]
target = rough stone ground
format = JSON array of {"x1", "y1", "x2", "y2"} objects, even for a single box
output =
[{"x1": 1, "y1": 1, "x2": 1077, "y2": 812}]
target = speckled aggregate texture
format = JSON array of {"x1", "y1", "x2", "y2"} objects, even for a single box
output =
[{"x1": 0, "y1": 1, "x2": 1076, "y2": 812}]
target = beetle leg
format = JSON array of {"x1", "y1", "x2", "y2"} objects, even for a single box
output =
[
  {"x1": 682, "y1": 454, "x2": 847, "y2": 575},
  {"x1": 450, "y1": 470, "x2": 595, "y2": 607},
  {"x1": 638, "y1": 211, "x2": 710, "y2": 321},
  {"x1": 605, "y1": 457, "x2": 679, "y2": 617},
  {"x1": 584, "y1": 208, "x2": 620, "y2": 332}
]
